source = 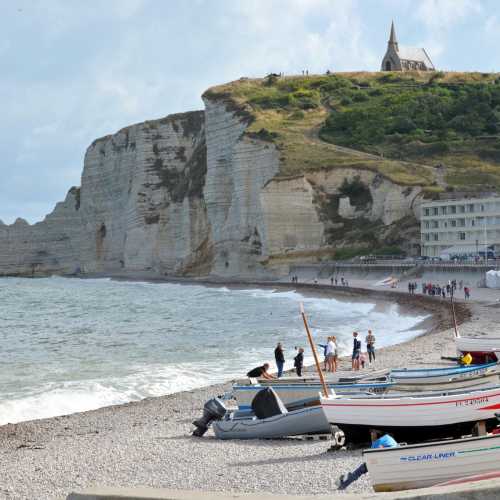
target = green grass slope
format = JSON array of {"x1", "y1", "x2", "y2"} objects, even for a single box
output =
[{"x1": 204, "y1": 71, "x2": 500, "y2": 193}]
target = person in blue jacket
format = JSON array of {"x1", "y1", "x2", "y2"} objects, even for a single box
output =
[{"x1": 337, "y1": 434, "x2": 398, "y2": 490}]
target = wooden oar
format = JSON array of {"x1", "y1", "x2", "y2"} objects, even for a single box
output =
[{"x1": 299, "y1": 302, "x2": 330, "y2": 397}]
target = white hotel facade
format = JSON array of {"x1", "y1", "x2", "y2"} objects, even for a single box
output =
[{"x1": 420, "y1": 196, "x2": 500, "y2": 258}]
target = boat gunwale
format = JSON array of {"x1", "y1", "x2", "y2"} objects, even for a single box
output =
[{"x1": 363, "y1": 432, "x2": 500, "y2": 455}]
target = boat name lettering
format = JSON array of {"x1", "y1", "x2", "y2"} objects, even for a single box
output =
[
  {"x1": 400, "y1": 451, "x2": 457, "y2": 462},
  {"x1": 455, "y1": 396, "x2": 489, "y2": 407},
  {"x1": 457, "y1": 369, "x2": 484, "y2": 379}
]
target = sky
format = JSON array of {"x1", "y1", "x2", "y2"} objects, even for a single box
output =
[{"x1": 2, "y1": 0, "x2": 500, "y2": 224}]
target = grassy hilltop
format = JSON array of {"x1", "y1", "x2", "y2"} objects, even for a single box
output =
[{"x1": 205, "y1": 71, "x2": 500, "y2": 193}]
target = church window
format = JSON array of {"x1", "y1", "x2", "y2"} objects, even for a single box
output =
[{"x1": 385, "y1": 60, "x2": 392, "y2": 71}]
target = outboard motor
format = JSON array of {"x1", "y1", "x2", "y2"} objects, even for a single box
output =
[{"x1": 192, "y1": 398, "x2": 227, "y2": 437}]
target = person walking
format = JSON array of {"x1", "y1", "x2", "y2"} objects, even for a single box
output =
[
  {"x1": 274, "y1": 342, "x2": 285, "y2": 378},
  {"x1": 294, "y1": 347, "x2": 304, "y2": 377},
  {"x1": 366, "y1": 330, "x2": 376, "y2": 364},
  {"x1": 352, "y1": 332, "x2": 361, "y2": 371}
]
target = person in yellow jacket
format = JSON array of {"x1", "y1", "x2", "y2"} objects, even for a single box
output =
[{"x1": 460, "y1": 353, "x2": 473, "y2": 366}]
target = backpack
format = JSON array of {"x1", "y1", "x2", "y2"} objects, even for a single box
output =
[{"x1": 354, "y1": 339, "x2": 361, "y2": 351}]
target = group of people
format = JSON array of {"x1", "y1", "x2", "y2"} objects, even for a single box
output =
[
  {"x1": 247, "y1": 329, "x2": 377, "y2": 380},
  {"x1": 351, "y1": 330, "x2": 376, "y2": 371},
  {"x1": 330, "y1": 277, "x2": 349, "y2": 286},
  {"x1": 407, "y1": 279, "x2": 472, "y2": 300},
  {"x1": 274, "y1": 342, "x2": 305, "y2": 377}
]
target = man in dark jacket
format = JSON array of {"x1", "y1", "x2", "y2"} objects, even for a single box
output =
[{"x1": 274, "y1": 342, "x2": 285, "y2": 378}]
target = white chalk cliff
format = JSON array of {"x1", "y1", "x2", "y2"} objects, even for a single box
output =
[{"x1": 0, "y1": 89, "x2": 423, "y2": 278}]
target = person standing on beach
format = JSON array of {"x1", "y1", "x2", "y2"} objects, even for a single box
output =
[
  {"x1": 366, "y1": 330, "x2": 376, "y2": 363},
  {"x1": 331, "y1": 336, "x2": 338, "y2": 372},
  {"x1": 294, "y1": 347, "x2": 304, "y2": 377},
  {"x1": 326, "y1": 336, "x2": 336, "y2": 372},
  {"x1": 352, "y1": 332, "x2": 361, "y2": 370},
  {"x1": 274, "y1": 342, "x2": 285, "y2": 378}
]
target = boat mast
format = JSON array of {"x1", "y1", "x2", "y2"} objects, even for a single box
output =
[
  {"x1": 299, "y1": 302, "x2": 330, "y2": 397},
  {"x1": 450, "y1": 293, "x2": 460, "y2": 338}
]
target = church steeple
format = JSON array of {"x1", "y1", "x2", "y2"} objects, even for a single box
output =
[{"x1": 388, "y1": 21, "x2": 398, "y2": 52}]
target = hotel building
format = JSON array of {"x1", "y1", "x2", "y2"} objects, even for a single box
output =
[{"x1": 420, "y1": 196, "x2": 500, "y2": 258}]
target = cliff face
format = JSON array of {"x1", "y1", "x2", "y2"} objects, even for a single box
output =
[
  {"x1": 2, "y1": 74, "x2": 443, "y2": 279},
  {"x1": 0, "y1": 111, "x2": 211, "y2": 277}
]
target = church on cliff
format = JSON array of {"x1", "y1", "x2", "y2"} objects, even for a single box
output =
[{"x1": 381, "y1": 21, "x2": 435, "y2": 71}]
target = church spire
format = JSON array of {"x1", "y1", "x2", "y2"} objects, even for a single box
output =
[{"x1": 388, "y1": 20, "x2": 398, "y2": 51}]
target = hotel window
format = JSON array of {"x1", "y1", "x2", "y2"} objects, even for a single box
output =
[
  {"x1": 458, "y1": 219, "x2": 465, "y2": 227},
  {"x1": 425, "y1": 234, "x2": 430, "y2": 241},
  {"x1": 451, "y1": 220, "x2": 457, "y2": 227},
  {"x1": 480, "y1": 204, "x2": 485, "y2": 212},
  {"x1": 424, "y1": 221, "x2": 429, "y2": 229},
  {"x1": 433, "y1": 234, "x2": 439, "y2": 241},
  {"x1": 424, "y1": 208, "x2": 430, "y2": 216},
  {"x1": 459, "y1": 232, "x2": 466, "y2": 240},
  {"x1": 432, "y1": 220, "x2": 439, "y2": 228},
  {"x1": 433, "y1": 207, "x2": 438, "y2": 215},
  {"x1": 468, "y1": 204, "x2": 474, "y2": 212},
  {"x1": 459, "y1": 205, "x2": 465, "y2": 213},
  {"x1": 441, "y1": 206, "x2": 447, "y2": 215},
  {"x1": 450, "y1": 206, "x2": 456, "y2": 214}
]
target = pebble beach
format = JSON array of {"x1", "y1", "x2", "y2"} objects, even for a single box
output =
[{"x1": 0, "y1": 282, "x2": 490, "y2": 500}]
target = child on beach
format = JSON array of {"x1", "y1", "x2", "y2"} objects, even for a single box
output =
[
  {"x1": 360, "y1": 352, "x2": 368, "y2": 369},
  {"x1": 294, "y1": 348, "x2": 304, "y2": 377}
]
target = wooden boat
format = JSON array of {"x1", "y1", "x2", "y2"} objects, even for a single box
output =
[
  {"x1": 212, "y1": 404, "x2": 331, "y2": 440},
  {"x1": 237, "y1": 368, "x2": 390, "y2": 386},
  {"x1": 320, "y1": 385, "x2": 500, "y2": 441},
  {"x1": 391, "y1": 362, "x2": 498, "y2": 384},
  {"x1": 364, "y1": 433, "x2": 500, "y2": 492},
  {"x1": 232, "y1": 380, "x2": 392, "y2": 409},
  {"x1": 456, "y1": 336, "x2": 500, "y2": 360},
  {"x1": 390, "y1": 362, "x2": 500, "y2": 391}
]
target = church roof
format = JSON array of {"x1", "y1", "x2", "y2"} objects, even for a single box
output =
[{"x1": 397, "y1": 45, "x2": 435, "y2": 69}]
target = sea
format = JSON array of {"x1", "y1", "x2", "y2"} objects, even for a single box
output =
[{"x1": 0, "y1": 276, "x2": 428, "y2": 425}]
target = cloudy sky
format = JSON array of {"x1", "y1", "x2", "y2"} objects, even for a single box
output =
[{"x1": 2, "y1": 0, "x2": 499, "y2": 223}]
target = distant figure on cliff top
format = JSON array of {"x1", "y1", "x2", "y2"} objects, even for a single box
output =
[
  {"x1": 247, "y1": 363, "x2": 274, "y2": 379},
  {"x1": 381, "y1": 21, "x2": 435, "y2": 72}
]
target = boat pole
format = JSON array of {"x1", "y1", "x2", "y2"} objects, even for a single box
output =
[
  {"x1": 450, "y1": 293, "x2": 460, "y2": 338},
  {"x1": 299, "y1": 302, "x2": 330, "y2": 397}
]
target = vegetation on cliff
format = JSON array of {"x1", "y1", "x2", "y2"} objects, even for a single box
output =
[{"x1": 205, "y1": 72, "x2": 500, "y2": 192}]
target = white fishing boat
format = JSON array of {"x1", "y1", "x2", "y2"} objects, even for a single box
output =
[
  {"x1": 364, "y1": 433, "x2": 500, "y2": 492},
  {"x1": 456, "y1": 336, "x2": 500, "y2": 356},
  {"x1": 233, "y1": 380, "x2": 392, "y2": 409},
  {"x1": 390, "y1": 362, "x2": 500, "y2": 387},
  {"x1": 320, "y1": 385, "x2": 500, "y2": 440}
]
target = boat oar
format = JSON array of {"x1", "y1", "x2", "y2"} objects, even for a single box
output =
[{"x1": 299, "y1": 302, "x2": 330, "y2": 398}]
